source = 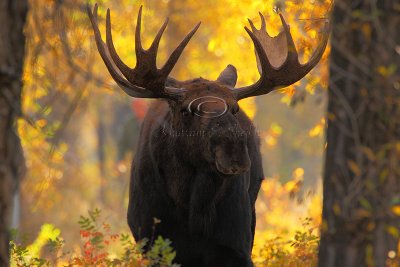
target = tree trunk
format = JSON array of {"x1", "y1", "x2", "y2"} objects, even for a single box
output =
[
  {"x1": 0, "y1": 1, "x2": 28, "y2": 266},
  {"x1": 319, "y1": 0, "x2": 400, "y2": 266}
]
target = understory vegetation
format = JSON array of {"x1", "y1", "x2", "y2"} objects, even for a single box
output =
[
  {"x1": 11, "y1": 177, "x2": 322, "y2": 267},
  {"x1": 10, "y1": 213, "x2": 319, "y2": 267}
]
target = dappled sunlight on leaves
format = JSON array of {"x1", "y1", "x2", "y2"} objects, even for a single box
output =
[{"x1": 18, "y1": 0, "x2": 332, "y2": 264}]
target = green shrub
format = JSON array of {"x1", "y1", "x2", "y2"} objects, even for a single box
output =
[{"x1": 10, "y1": 209, "x2": 179, "y2": 267}]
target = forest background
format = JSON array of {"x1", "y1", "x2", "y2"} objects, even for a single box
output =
[{"x1": 7, "y1": 0, "x2": 395, "y2": 266}]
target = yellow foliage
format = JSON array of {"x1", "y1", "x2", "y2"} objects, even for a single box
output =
[
  {"x1": 308, "y1": 118, "x2": 325, "y2": 137},
  {"x1": 239, "y1": 98, "x2": 257, "y2": 119},
  {"x1": 386, "y1": 226, "x2": 399, "y2": 238},
  {"x1": 19, "y1": 0, "x2": 332, "y2": 261},
  {"x1": 26, "y1": 224, "x2": 61, "y2": 258},
  {"x1": 262, "y1": 123, "x2": 283, "y2": 148},
  {"x1": 253, "y1": 175, "x2": 323, "y2": 264},
  {"x1": 392, "y1": 205, "x2": 400, "y2": 216},
  {"x1": 18, "y1": 117, "x2": 67, "y2": 211},
  {"x1": 376, "y1": 64, "x2": 397, "y2": 78}
]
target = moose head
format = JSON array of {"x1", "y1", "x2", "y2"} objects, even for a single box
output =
[{"x1": 87, "y1": 4, "x2": 329, "y2": 176}]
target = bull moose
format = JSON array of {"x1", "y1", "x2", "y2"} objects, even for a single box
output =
[{"x1": 87, "y1": 4, "x2": 329, "y2": 267}]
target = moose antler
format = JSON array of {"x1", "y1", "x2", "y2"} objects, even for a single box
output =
[
  {"x1": 87, "y1": 4, "x2": 200, "y2": 100},
  {"x1": 233, "y1": 13, "x2": 330, "y2": 100}
]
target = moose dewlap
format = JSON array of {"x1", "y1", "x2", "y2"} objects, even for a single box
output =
[{"x1": 87, "y1": 4, "x2": 329, "y2": 267}]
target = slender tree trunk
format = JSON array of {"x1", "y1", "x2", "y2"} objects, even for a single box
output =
[
  {"x1": 0, "y1": 1, "x2": 28, "y2": 266},
  {"x1": 319, "y1": 0, "x2": 400, "y2": 266},
  {"x1": 97, "y1": 104, "x2": 107, "y2": 204}
]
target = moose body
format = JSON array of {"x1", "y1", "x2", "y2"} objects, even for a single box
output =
[
  {"x1": 128, "y1": 80, "x2": 263, "y2": 266},
  {"x1": 87, "y1": 4, "x2": 329, "y2": 266}
]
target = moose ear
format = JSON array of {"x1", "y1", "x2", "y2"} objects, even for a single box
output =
[{"x1": 216, "y1": 64, "x2": 237, "y2": 87}]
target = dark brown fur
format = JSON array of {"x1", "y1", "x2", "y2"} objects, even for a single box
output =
[{"x1": 127, "y1": 79, "x2": 263, "y2": 267}]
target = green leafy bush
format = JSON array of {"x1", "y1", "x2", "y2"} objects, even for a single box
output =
[{"x1": 10, "y1": 209, "x2": 179, "y2": 267}]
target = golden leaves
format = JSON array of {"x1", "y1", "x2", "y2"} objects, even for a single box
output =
[
  {"x1": 376, "y1": 64, "x2": 397, "y2": 78},
  {"x1": 253, "y1": 174, "x2": 322, "y2": 264},
  {"x1": 392, "y1": 205, "x2": 400, "y2": 216},
  {"x1": 21, "y1": 0, "x2": 333, "y2": 258},
  {"x1": 262, "y1": 122, "x2": 282, "y2": 148},
  {"x1": 386, "y1": 226, "x2": 399, "y2": 238},
  {"x1": 285, "y1": 168, "x2": 304, "y2": 197},
  {"x1": 239, "y1": 98, "x2": 257, "y2": 119},
  {"x1": 347, "y1": 160, "x2": 362, "y2": 177},
  {"x1": 308, "y1": 118, "x2": 325, "y2": 138}
]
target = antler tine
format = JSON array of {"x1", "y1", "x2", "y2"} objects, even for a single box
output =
[
  {"x1": 93, "y1": 3, "x2": 98, "y2": 20},
  {"x1": 106, "y1": 9, "x2": 133, "y2": 80},
  {"x1": 247, "y1": 18, "x2": 258, "y2": 33},
  {"x1": 160, "y1": 22, "x2": 201, "y2": 77},
  {"x1": 135, "y1": 6, "x2": 144, "y2": 55},
  {"x1": 233, "y1": 13, "x2": 330, "y2": 100},
  {"x1": 149, "y1": 18, "x2": 169, "y2": 54},
  {"x1": 300, "y1": 20, "x2": 330, "y2": 74},
  {"x1": 259, "y1": 12, "x2": 266, "y2": 32},
  {"x1": 278, "y1": 14, "x2": 298, "y2": 62}
]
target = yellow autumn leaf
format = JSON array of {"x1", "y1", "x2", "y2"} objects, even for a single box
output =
[
  {"x1": 270, "y1": 122, "x2": 282, "y2": 135},
  {"x1": 309, "y1": 124, "x2": 322, "y2": 137},
  {"x1": 376, "y1": 65, "x2": 396, "y2": 77},
  {"x1": 309, "y1": 118, "x2": 326, "y2": 137},
  {"x1": 284, "y1": 180, "x2": 297, "y2": 192},
  {"x1": 207, "y1": 39, "x2": 217, "y2": 52},
  {"x1": 361, "y1": 146, "x2": 376, "y2": 161},
  {"x1": 36, "y1": 119, "x2": 47, "y2": 128},
  {"x1": 392, "y1": 205, "x2": 400, "y2": 216},
  {"x1": 293, "y1": 167, "x2": 304, "y2": 178},
  {"x1": 264, "y1": 135, "x2": 277, "y2": 147},
  {"x1": 347, "y1": 160, "x2": 362, "y2": 176},
  {"x1": 386, "y1": 226, "x2": 399, "y2": 238}
]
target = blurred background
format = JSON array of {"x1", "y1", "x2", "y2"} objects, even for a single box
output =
[{"x1": 16, "y1": 0, "x2": 331, "y2": 261}]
